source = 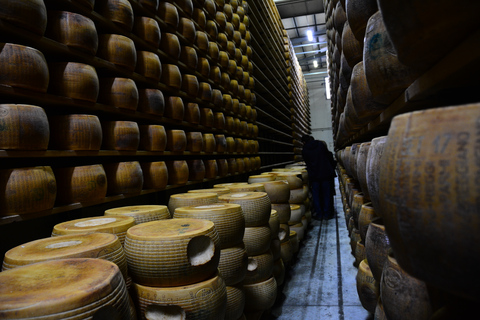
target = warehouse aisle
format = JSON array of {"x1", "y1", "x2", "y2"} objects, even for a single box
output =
[{"x1": 264, "y1": 178, "x2": 372, "y2": 320}]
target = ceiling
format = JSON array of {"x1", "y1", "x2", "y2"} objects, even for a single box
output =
[{"x1": 274, "y1": 0, "x2": 328, "y2": 83}]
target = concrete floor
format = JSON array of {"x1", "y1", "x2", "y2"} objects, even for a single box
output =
[{"x1": 264, "y1": 178, "x2": 373, "y2": 320}]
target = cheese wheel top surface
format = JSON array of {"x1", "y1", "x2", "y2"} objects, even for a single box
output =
[
  {"x1": 53, "y1": 215, "x2": 135, "y2": 234},
  {"x1": 126, "y1": 218, "x2": 215, "y2": 240},
  {"x1": 175, "y1": 203, "x2": 242, "y2": 215},
  {"x1": 170, "y1": 192, "x2": 218, "y2": 200},
  {"x1": 219, "y1": 191, "x2": 267, "y2": 201},
  {"x1": 105, "y1": 205, "x2": 169, "y2": 216}
]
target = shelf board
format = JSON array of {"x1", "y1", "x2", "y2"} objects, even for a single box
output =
[{"x1": 0, "y1": 150, "x2": 259, "y2": 158}]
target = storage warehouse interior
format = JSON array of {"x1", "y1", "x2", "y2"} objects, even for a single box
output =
[{"x1": 0, "y1": 0, "x2": 479, "y2": 319}]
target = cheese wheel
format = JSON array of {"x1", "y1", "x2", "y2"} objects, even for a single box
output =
[
  {"x1": 185, "y1": 102, "x2": 200, "y2": 124},
  {"x1": 166, "y1": 129, "x2": 187, "y2": 152},
  {"x1": 177, "y1": 0, "x2": 193, "y2": 16},
  {"x1": 105, "y1": 205, "x2": 170, "y2": 225},
  {"x1": 235, "y1": 138, "x2": 244, "y2": 153},
  {"x1": 137, "y1": 0, "x2": 158, "y2": 10},
  {"x1": 219, "y1": 244, "x2": 248, "y2": 286},
  {"x1": 0, "y1": 0, "x2": 47, "y2": 35},
  {"x1": 289, "y1": 204, "x2": 302, "y2": 223},
  {"x1": 161, "y1": 64, "x2": 182, "y2": 89},
  {"x1": 198, "y1": 82, "x2": 213, "y2": 101},
  {"x1": 206, "y1": 19, "x2": 218, "y2": 40},
  {"x1": 272, "y1": 257, "x2": 285, "y2": 286},
  {"x1": 226, "y1": 285, "x2": 246, "y2": 320},
  {"x1": 166, "y1": 160, "x2": 189, "y2": 185},
  {"x1": 0, "y1": 259, "x2": 131, "y2": 319},
  {"x1": 186, "y1": 131, "x2": 204, "y2": 152},
  {"x1": 102, "y1": 121, "x2": 139, "y2": 151},
  {"x1": 97, "y1": 0, "x2": 133, "y2": 30},
  {"x1": 2, "y1": 233, "x2": 128, "y2": 281},
  {"x1": 218, "y1": 192, "x2": 271, "y2": 227},
  {"x1": 221, "y1": 72, "x2": 231, "y2": 90},
  {"x1": 200, "y1": 108, "x2": 214, "y2": 127},
  {"x1": 198, "y1": 57, "x2": 211, "y2": 78},
  {"x1": 168, "y1": 192, "x2": 218, "y2": 214},
  {"x1": 224, "y1": 3, "x2": 233, "y2": 20},
  {"x1": 174, "y1": 203, "x2": 244, "y2": 248},
  {"x1": 243, "y1": 276, "x2": 277, "y2": 312},
  {"x1": 226, "y1": 136, "x2": 236, "y2": 152},
  {"x1": 48, "y1": 62, "x2": 99, "y2": 102},
  {"x1": 278, "y1": 223, "x2": 290, "y2": 243},
  {"x1": 164, "y1": 96, "x2": 185, "y2": 120},
  {"x1": 244, "y1": 250, "x2": 274, "y2": 285},
  {"x1": 215, "y1": 134, "x2": 227, "y2": 153},
  {"x1": 226, "y1": 184, "x2": 257, "y2": 193},
  {"x1": 99, "y1": 77, "x2": 138, "y2": 110},
  {"x1": 104, "y1": 161, "x2": 144, "y2": 195},
  {"x1": 97, "y1": 34, "x2": 136, "y2": 71},
  {"x1": 46, "y1": 11, "x2": 98, "y2": 55},
  {"x1": 0, "y1": 104, "x2": 49, "y2": 150},
  {"x1": 136, "y1": 51, "x2": 162, "y2": 81},
  {"x1": 210, "y1": 65, "x2": 222, "y2": 83},
  {"x1": 195, "y1": 31, "x2": 209, "y2": 53},
  {"x1": 125, "y1": 218, "x2": 221, "y2": 286},
  {"x1": 133, "y1": 272, "x2": 226, "y2": 319},
  {"x1": 193, "y1": 7, "x2": 206, "y2": 29},
  {"x1": 209, "y1": 41, "x2": 220, "y2": 62},
  {"x1": 280, "y1": 238, "x2": 293, "y2": 265},
  {"x1": 289, "y1": 186, "x2": 308, "y2": 204},
  {"x1": 160, "y1": 32, "x2": 181, "y2": 59},
  {"x1": 139, "y1": 124, "x2": 166, "y2": 151},
  {"x1": 52, "y1": 215, "x2": 135, "y2": 246},
  {"x1": 187, "y1": 159, "x2": 206, "y2": 181},
  {"x1": 275, "y1": 172, "x2": 303, "y2": 189},
  {"x1": 140, "y1": 161, "x2": 168, "y2": 190},
  {"x1": 269, "y1": 210, "x2": 280, "y2": 240},
  {"x1": 178, "y1": 17, "x2": 196, "y2": 43},
  {"x1": 243, "y1": 225, "x2": 272, "y2": 256},
  {"x1": 212, "y1": 89, "x2": 224, "y2": 108},
  {"x1": 289, "y1": 222, "x2": 304, "y2": 241},
  {"x1": 204, "y1": 0, "x2": 217, "y2": 17},
  {"x1": 204, "y1": 159, "x2": 218, "y2": 179},
  {"x1": 158, "y1": 2, "x2": 179, "y2": 28},
  {"x1": 189, "y1": 187, "x2": 230, "y2": 196},
  {"x1": 49, "y1": 114, "x2": 101, "y2": 150},
  {"x1": 270, "y1": 238, "x2": 281, "y2": 262},
  {"x1": 138, "y1": 88, "x2": 165, "y2": 116},
  {"x1": 0, "y1": 166, "x2": 56, "y2": 216},
  {"x1": 133, "y1": 16, "x2": 161, "y2": 47},
  {"x1": 227, "y1": 158, "x2": 237, "y2": 174},
  {"x1": 259, "y1": 181, "x2": 290, "y2": 204},
  {"x1": 225, "y1": 22, "x2": 234, "y2": 39},
  {"x1": 182, "y1": 74, "x2": 199, "y2": 97},
  {"x1": 203, "y1": 133, "x2": 216, "y2": 153},
  {"x1": 54, "y1": 164, "x2": 107, "y2": 204}
]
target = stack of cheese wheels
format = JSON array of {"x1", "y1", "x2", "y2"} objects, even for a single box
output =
[
  {"x1": 269, "y1": 209, "x2": 285, "y2": 288},
  {"x1": 0, "y1": 258, "x2": 135, "y2": 319},
  {"x1": 51, "y1": 215, "x2": 135, "y2": 245},
  {"x1": 289, "y1": 204, "x2": 305, "y2": 242},
  {"x1": 167, "y1": 192, "x2": 218, "y2": 218},
  {"x1": 126, "y1": 219, "x2": 226, "y2": 319},
  {"x1": 105, "y1": 205, "x2": 171, "y2": 225}
]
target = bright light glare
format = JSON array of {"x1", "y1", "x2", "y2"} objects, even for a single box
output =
[
  {"x1": 313, "y1": 60, "x2": 318, "y2": 68},
  {"x1": 325, "y1": 77, "x2": 331, "y2": 100},
  {"x1": 307, "y1": 30, "x2": 313, "y2": 42}
]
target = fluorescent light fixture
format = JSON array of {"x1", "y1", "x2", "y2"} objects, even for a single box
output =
[
  {"x1": 307, "y1": 30, "x2": 313, "y2": 42},
  {"x1": 313, "y1": 60, "x2": 318, "y2": 68}
]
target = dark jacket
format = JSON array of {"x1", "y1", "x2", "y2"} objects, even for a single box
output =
[{"x1": 302, "y1": 140, "x2": 336, "y2": 181}]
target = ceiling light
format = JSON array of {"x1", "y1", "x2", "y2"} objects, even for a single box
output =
[
  {"x1": 313, "y1": 60, "x2": 318, "y2": 68},
  {"x1": 307, "y1": 30, "x2": 313, "y2": 42}
]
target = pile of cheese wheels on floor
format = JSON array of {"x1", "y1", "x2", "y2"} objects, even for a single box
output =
[{"x1": 0, "y1": 166, "x2": 310, "y2": 319}]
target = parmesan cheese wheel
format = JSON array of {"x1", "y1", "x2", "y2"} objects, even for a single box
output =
[
  {"x1": 244, "y1": 250, "x2": 274, "y2": 285},
  {"x1": 52, "y1": 215, "x2": 135, "y2": 245},
  {"x1": 177, "y1": 0, "x2": 193, "y2": 16},
  {"x1": 104, "y1": 161, "x2": 144, "y2": 195},
  {"x1": 125, "y1": 218, "x2": 221, "y2": 286},
  {"x1": 97, "y1": 0, "x2": 133, "y2": 31},
  {"x1": 203, "y1": 133, "x2": 216, "y2": 153},
  {"x1": 215, "y1": 134, "x2": 227, "y2": 153},
  {"x1": 136, "y1": 51, "x2": 162, "y2": 81},
  {"x1": 218, "y1": 192, "x2": 271, "y2": 227},
  {"x1": 209, "y1": 41, "x2": 220, "y2": 62},
  {"x1": 138, "y1": 88, "x2": 165, "y2": 116},
  {"x1": 54, "y1": 164, "x2": 107, "y2": 204},
  {"x1": 243, "y1": 276, "x2": 277, "y2": 312},
  {"x1": 98, "y1": 77, "x2": 138, "y2": 110},
  {"x1": 226, "y1": 285, "x2": 246, "y2": 320},
  {"x1": 206, "y1": 19, "x2": 218, "y2": 40},
  {"x1": 178, "y1": 17, "x2": 197, "y2": 43},
  {"x1": 133, "y1": 16, "x2": 161, "y2": 47},
  {"x1": 48, "y1": 114, "x2": 101, "y2": 150},
  {"x1": 200, "y1": 107, "x2": 214, "y2": 127},
  {"x1": 236, "y1": 158, "x2": 245, "y2": 173},
  {"x1": 189, "y1": 187, "x2": 230, "y2": 196},
  {"x1": 164, "y1": 96, "x2": 185, "y2": 120},
  {"x1": 185, "y1": 102, "x2": 200, "y2": 124},
  {"x1": 243, "y1": 225, "x2": 272, "y2": 256},
  {"x1": 133, "y1": 272, "x2": 226, "y2": 319},
  {"x1": 168, "y1": 192, "x2": 218, "y2": 215},
  {"x1": 289, "y1": 204, "x2": 302, "y2": 223},
  {"x1": 226, "y1": 136, "x2": 236, "y2": 152},
  {"x1": 193, "y1": 7, "x2": 206, "y2": 29},
  {"x1": 160, "y1": 32, "x2": 181, "y2": 59},
  {"x1": 275, "y1": 172, "x2": 303, "y2": 189},
  {"x1": 198, "y1": 82, "x2": 213, "y2": 101},
  {"x1": 204, "y1": 0, "x2": 217, "y2": 17},
  {"x1": 139, "y1": 124, "x2": 166, "y2": 151},
  {"x1": 289, "y1": 187, "x2": 308, "y2": 204},
  {"x1": 161, "y1": 64, "x2": 182, "y2": 89},
  {"x1": 182, "y1": 74, "x2": 199, "y2": 97},
  {"x1": 269, "y1": 210, "x2": 280, "y2": 240},
  {"x1": 0, "y1": 0, "x2": 47, "y2": 35},
  {"x1": 186, "y1": 131, "x2": 204, "y2": 152},
  {"x1": 280, "y1": 238, "x2": 293, "y2": 265},
  {"x1": 166, "y1": 160, "x2": 189, "y2": 185},
  {"x1": 158, "y1": 2, "x2": 179, "y2": 28},
  {"x1": 219, "y1": 245, "x2": 248, "y2": 285},
  {"x1": 227, "y1": 184, "x2": 258, "y2": 193},
  {"x1": 260, "y1": 181, "x2": 291, "y2": 204},
  {"x1": 166, "y1": 129, "x2": 187, "y2": 152},
  {"x1": 227, "y1": 158, "x2": 237, "y2": 174},
  {"x1": 187, "y1": 159, "x2": 206, "y2": 181},
  {"x1": 278, "y1": 223, "x2": 290, "y2": 244},
  {"x1": 2, "y1": 233, "x2": 128, "y2": 282},
  {"x1": 102, "y1": 121, "x2": 140, "y2": 151},
  {"x1": 48, "y1": 62, "x2": 99, "y2": 102},
  {"x1": 204, "y1": 159, "x2": 218, "y2": 179},
  {"x1": 46, "y1": 11, "x2": 98, "y2": 55},
  {"x1": 97, "y1": 34, "x2": 136, "y2": 71},
  {"x1": 195, "y1": 31, "x2": 209, "y2": 53},
  {"x1": 272, "y1": 257, "x2": 285, "y2": 286},
  {"x1": 0, "y1": 104, "x2": 49, "y2": 150},
  {"x1": 0, "y1": 166, "x2": 56, "y2": 216},
  {"x1": 210, "y1": 65, "x2": 222, "y2": 83},
  {"x1": 212, "y1": 90, "x2": 224, "y2": 109},
  {"x1": 0, "y1": 258, "x2": 131, "y2": 319},
  {"x1": 105, "y1": 205, "x2": 170, "y2": 225},
  {"x1": 174, "y1": 203, "x2": 245, "y2": 248}
]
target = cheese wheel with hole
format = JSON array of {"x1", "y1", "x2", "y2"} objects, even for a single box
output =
[
  {"x1": 138, "y1": 88, "x2": 165, "y2": 116},
  {"x1": 186, "y1": 131, "x2": 204, "y2": 152},
  {"x1": 164, "y1": 96, "x2": 185, "y2": 120},
  {"x1": 160, "y1": 32, "x2": 181, "y2": 59},
  {"x1": 0, "y1": 0, "x2": 47, "y2": 35},
  {"x1": 46, "y1": 11, "x2": 98, "y2": 55},
  {"x1": 133, "y1": 272, "x2": 226, "y2": 319},
  {"x1": 0, "y1": 258, "x2": 131, "y2": 319},
  {"x1": 105, "y1": 205, "x2": 170, "y2": 225},
  {"x1": 218, "y1": 192, "x2": 271, "y2": 227},
  {"x1": 54, "y1": 164, "x2": 107, "y2": 204},
  {"x1": 48, "y1": 114, "x2": 101, "y2": 150},
  {"x1": 161, "y1": 64, "x2": 182, "y2": 89},
  {"x1": 136, "y1": 51, "x2": 162, "y2": 81},
  {"x1": 166, "y1": 160, "x2": 189, "y2": 185},
  {"x1": 104, "y1": 161, "x2": 143, "y2": 195},
  {"x1": 204, "y1": 159, "x2": 218, "y2": 179},
  {"x1": 0, "y1": 104, "x2": 49, "y2": 150},
  {"x1": 48, "y1": 62, "x2": 99, "y2": 102},
  {"x1": 218, "y1": 244, "x2": 248, "y2": 286},
  {"x1": 125, "y1": 218, "x2": 221, "y2": 286},
  {"x1": 158, "y1": 2, "x2": 179, "y2": 28},
  {"x1": 0, "y1": 166, "x2": 56, "y2": 216},
  {"x1": 243, "y1": 225, "x2": 272, "y2": 256},
  {"x1": 168, "y1": 192, "x2": 218, "y2": 215},
  {"x1": 140, "y1": 161, "x2": 168, "y2": 190},
  {"x1": 187, "y1": 159, "x2": 206, "y2": 181},
  {"x1": 133, "y1": 16, "x2": 161, "y2": 47},
  {"x1": 174, "y1": 203, "x2": 244, "y2": 248},
  {"x1": 226, "y1": 285, "x2": 246, "y2": 320},
  {"x1": 166, "y1": 129, "x2": 186, "y2": 152},
  {"x1": 52, "y1": 215, "x2": 135, "y2": 245},
  {"x1": 139, "y1": 124, "x2": 166, "y2": 151},
  {"x1": 244, "y1": 250, "x2": 274, "y2": 286},
  {"x1": 97, "y1": 34, "x2": 136, "y2": 71},
  {"x1": 98, "y1": 77, "x2": 138, "y2": 110},
  {"x1": 178, "y1": 17, "x2": 196, "y2": 43},
  {"x1": 185, "y1": 102, "x2": 200, "y2": 124},
  {"x1": 269, "y1": 210, "x2": 280, "y2": 240},
  {"x1": 243, "y1": 276, "x2": 277, "y2": 312},
  {"x1": 102, "y1": 121, "x2": 139, "y2": 151},
  {"x1": 2, "y1": 233, "x2": 128, "y2": 281},
  {"x1": 97, "y1": 0, "x2": 133, "y2": 30}
]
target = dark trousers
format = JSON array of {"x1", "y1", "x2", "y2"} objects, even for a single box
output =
[{"x1": 311, "y1": 179, "x2": 334, "y2": 218}]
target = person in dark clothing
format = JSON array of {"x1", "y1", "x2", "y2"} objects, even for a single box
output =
[{"x1": 301, "y1": 135, "x2": 337, "y2": 220}]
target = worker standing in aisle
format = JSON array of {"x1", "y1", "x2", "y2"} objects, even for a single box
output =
[{"x1": 301, "y1": 135, "x2": 336, "y2": 220}]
